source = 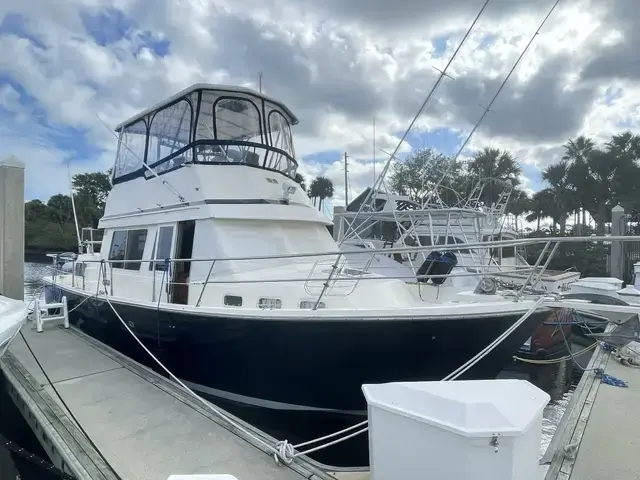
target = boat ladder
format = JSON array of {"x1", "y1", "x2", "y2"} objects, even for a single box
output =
[{"x1": 34, "y1": 296, "x2": 69, "y2": 333}]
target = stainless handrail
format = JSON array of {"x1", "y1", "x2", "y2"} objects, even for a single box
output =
[
  {"x1": 47, "y1": 235, "x2": 630, "y2": 305},
  {"x1": 73, "y1": 234, "x2": 632, "y2": 266}
]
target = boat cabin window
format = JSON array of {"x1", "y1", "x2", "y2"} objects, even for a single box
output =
[
  {"x1": 224, "y1": 295, "x2": 243, "y2": 307},
  {"x1": 299, "y1": 300, "x2": 326, "y2": 309},
  {"x1": 149, "y1": 226, "x2": 175, "y2": 271},
  {"x1": 146, "y1": 100, "x2": 193, "y2": 176},
  {"x1": 109, "y1": 229, "x2": 148, "y2": 270},
  {"x1": 258, "y1": 298, "x2": 282, "y2": 309},
  {"x1": 114, "y1": 120, "x2": 147, "y2": 180}
]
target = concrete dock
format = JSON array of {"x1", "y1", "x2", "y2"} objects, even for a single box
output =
[
  {"x1": 544, "y1": 335, "x2": 640, "y2": 480},
  {"x1": 1, "y1": 320, "x2": 341, "y2": 480}
]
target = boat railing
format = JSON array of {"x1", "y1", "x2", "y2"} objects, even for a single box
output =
[{"x1": 49, "y1": 235, "x2": 640, "y2": 308}]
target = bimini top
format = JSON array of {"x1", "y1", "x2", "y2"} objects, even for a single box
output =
[
  {"x1": 115, "y1": 83, "x2": 299, "y2": 131},
  {"x1": 111, "y1": 83, "x2": 301, "y2": 185}
]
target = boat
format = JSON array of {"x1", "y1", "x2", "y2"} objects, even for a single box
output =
[
  {"x1": 0, "y1": 295, "x2": 28, "y2": 356},
  {"x1": 336, "y1": 185, "x2": 577, "y2": 359},
  {"x1": 42, "y1": 84, "x2": 551, "y2": 467}
]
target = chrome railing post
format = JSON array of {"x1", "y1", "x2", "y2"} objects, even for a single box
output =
[
  {"x1": 531, "y1": 242, "x2": 560, "y2": 290},
  {"x1": 516, "y1": 240, "x2": 552, "y2": 297},
  {"x1": 151, "y1": 258, "x2": 157, "y2": 303},
  {"x1": 313, "y1": 254, "x2": 343, "y2": 310},
  {"x1": 196, "y1": 260, "x2": 216, "y2": 307}
]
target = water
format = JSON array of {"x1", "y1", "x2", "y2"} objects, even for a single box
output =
[{"x1": 0, "y1": 261, "x2": 594, "y2": 475}]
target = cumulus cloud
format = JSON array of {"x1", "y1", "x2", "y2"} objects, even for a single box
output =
[{"x1": 0, "y1": 0, "x2": 639, "y2": 206}]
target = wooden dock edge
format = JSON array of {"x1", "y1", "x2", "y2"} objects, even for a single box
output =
[
  {"x1": 1, "y1": 350, "x2": 118, "y2": 480},
  {"x1": 542, "y1": 337, "x2": 612, "y2": 480}
]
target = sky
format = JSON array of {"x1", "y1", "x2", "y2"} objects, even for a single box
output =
[{"x1": 1, "y1": 0, "x2": 639, "y2": 212}]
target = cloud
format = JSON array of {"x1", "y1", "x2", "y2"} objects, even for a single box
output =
[{"x1": 0, "y1": 0, "x2": 639, "y2": 209}]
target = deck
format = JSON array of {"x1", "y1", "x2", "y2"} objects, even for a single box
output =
[
  {"x1": 0, "y1": 321, "x2": 342, "y2": 480},
  {"x1": 544, "y1": 332, "x2": 640, "y2": 480}
]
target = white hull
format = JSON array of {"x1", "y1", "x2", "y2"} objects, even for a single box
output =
[{"x1": 0, "y1": 295, "x2": 28, "y2": 353}]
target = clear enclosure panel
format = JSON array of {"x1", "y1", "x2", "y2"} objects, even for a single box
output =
[
  {"x1": 146, "y1": 100, "x2": 193, "y2": 176},
  {"x1": 114, "y1": 120, "x2": 147, "y2": 180},
  {"x1": 266, "y1": 110, "x2": 296, "y2": 176},
  {"x1": 267, "y1": 110, "x2": 294, "y2": 156}
]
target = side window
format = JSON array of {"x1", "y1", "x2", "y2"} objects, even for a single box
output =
[
  {"x1": 125, "y1": 230, "x2": 148, "y2": 270},
  {"x1": 108, "y1": 229, "x2": 148, "y2": 270},
  {"x1": 109, "y1": 231, "x2": 128, "y2": 269},
  {"x1": 149, "y1": 226, "x2": 174, "y2": 271}
]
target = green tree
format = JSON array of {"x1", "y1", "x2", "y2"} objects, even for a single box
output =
[
  {"x1": 542, "y1": 161, "x2": 576, "y2": 235},
  {"x1": 526, "y1": 189, "x2": 556, "y2": 232},
  {"x1": 24, "y1": 169, "x2": 113, "y2": 252},
  {"x1": 72, "y1": 171, "x2": 112, "y2": 228},
  {"x1": 507, "y1": 189, "x2": 531, "y2": 232},
  {"x1": 562, "y1": 135, "x2": 594, "y2": 226},
  {"x1": 389, "y1": 148, "x2": 465, "y2": 205},
  {"x1": 309, "y1": 176, "x2": 334, "y2": 212},
  {"x1": 467, "y1": 147, "x2": 521, "y2": 207},
  {"x1": 294, "y1": 173, "x2": 306, "y2": 192}
]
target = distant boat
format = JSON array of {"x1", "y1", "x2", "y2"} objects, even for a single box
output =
[{"x1": 0, "y1": 295, "x2": 27, "y2": 355}]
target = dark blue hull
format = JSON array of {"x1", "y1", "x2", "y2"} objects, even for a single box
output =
[{"x1": 45, "y1": 284, "x2": 549, "y2": 467}]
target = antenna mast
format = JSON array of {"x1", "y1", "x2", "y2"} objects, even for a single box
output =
[
  {"x1": 373, "y1": 117, "x2": 376, "y2": 184},
  {"x1": 344, "y1": 152, "x2": 349, "y2": 207}
]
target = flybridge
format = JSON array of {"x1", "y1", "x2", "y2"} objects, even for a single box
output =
[{"x1": 111, "y1": 84, "x2": 300, "y2": 185}]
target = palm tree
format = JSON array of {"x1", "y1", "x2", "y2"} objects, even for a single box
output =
[
  {"x1": 563, "y1": 133, "x2": 640, "y2": 234},
  {"x1": 526, "y1": 189, "x2": 556, "y2": 232},
  {"x1": 467, "y1": 148, "x2": 522, "y2": 207},
  {"x1": 507, "y1": 189, "x2": 530, "y2": 232},
  {"x1": 562, "y1": 135, "x2": 594, "y2": 226},
  {"x1": 294, "y1": 173, "x2": 306, "y2": 192},
  {"x1": 309, "y1": 176, "x2": 335, "y2": 212},
  {"x1": 542, "y1": 160, "x2": 576, "y2": 235}
]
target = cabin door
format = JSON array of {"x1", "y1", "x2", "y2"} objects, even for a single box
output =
[
  {"x1": 170, "y1": 220, "x2": 196, "y2": 304},
  {"x1": 150, "y1": 225, "x2": 176, "y2": 303}
]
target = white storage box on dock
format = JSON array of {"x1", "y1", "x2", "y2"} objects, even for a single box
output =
[{"x1": 362, "y1": 379, "x2": 550, "y2": 480}]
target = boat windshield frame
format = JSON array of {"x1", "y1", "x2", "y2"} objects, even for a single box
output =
[{"x1": 111, "y1": 86, "x2": 299, "y2": 185}]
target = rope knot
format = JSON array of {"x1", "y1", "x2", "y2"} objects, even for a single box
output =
[{"x1": 273, "y1": 440, "x2": 295, "y2": 466}]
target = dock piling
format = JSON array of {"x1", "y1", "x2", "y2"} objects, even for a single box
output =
[{"x1": 0, "y1": 155, "x2": 25, "y2": 301}]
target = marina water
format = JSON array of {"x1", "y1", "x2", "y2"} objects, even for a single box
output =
[{"x1": 0, "y1": 260, "x2": 594, "y2": 477}]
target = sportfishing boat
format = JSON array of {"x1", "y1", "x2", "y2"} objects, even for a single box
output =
[
  {"x1": 42, "y1": 84, "x2": 551, "y2": 467},
  {"x1": 0, "y1": 295, "x2": 27, "y2": 356},
  {"x1": 336, "y1": 186, "x2": 579, "y2": 359}
]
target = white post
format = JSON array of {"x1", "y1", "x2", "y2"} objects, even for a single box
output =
[
  {"x1": 35, "y1": 298, "x2": 43, "y2": 333},
  {"x1": 610, "y1": 204, "x2": 625, "y2": 281},
  {"x1": 62, "y1": 296, "x2": 69, "y2": 329},
  {"x1": 0, "y1": 156, "x2": 25, "y2": 301}
]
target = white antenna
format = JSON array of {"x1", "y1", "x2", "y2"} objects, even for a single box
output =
[
  {"x1": 344, "y1": 152, "x2": 349, "y2": 207},
  {"x1": 259, "y1": 72, "x2": 263, "y2": 93},
  {"x1": 66, "y1": 161, "x2": 82, "y2": 253},
  {"x1": 373, "y1": 117, "x2": 376, "y2": 184},
  {"x1": 95, "y1": 115, "x2": 187, "y2": 204}
]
